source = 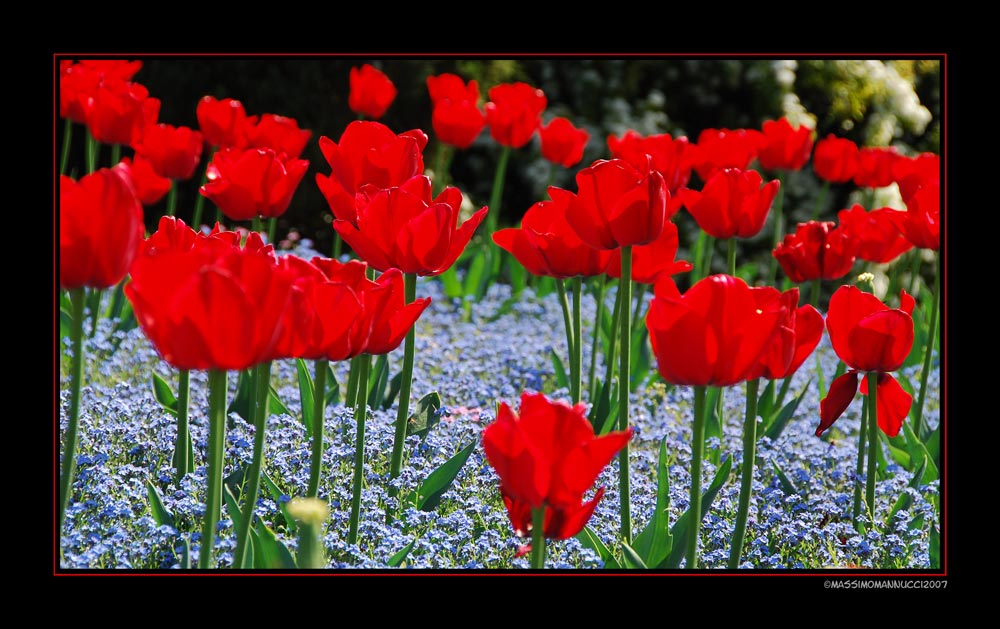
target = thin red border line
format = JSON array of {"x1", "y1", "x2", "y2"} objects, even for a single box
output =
[{"x1": 53, "y1": 55, "x2": 947, "y2": 576}]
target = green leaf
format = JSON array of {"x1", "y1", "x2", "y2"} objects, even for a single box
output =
[
  {"x1": 885, "y1": 455, "x2": 927, "y2": 526},
  {"x1": 464, "y1": 248, "x2": 487, "y2": 298},
  {"x1": 296, "y1": 359, "x2": 315, "y2": 438},
  {"x1": 924, "y1": 426, "x2": 940, "y2": 464},
  {"x1": 416, "y1": 440, "x2": 476, "y2": 511},
  {"x1": 632, "y1": 437, "x2": 674, "y2": 567},
  {"x1": 253, "y1": 520, "x2": 297, "y2": 569},
  {"x1": 901, "y1": 419, "x2": 938, "y2": 483},
  {"x1": 588, "y1": 378, "x2": 612, "y2": 433},
  {"x1": 763, "y1": 380, "x2": 811, "y2": 442},
  {"x1": 629, "y1": 327, "x2": 650, "y2": 392},
  {"x1": 883, "y1": 433, "x2": 912, "y2": 470},
  {"x1": 387, "y1": 537, "x2": 419, "y2": 568},
  {"x1": 261, "y1": 470, "x2": 296, "y2": 534},
  {"x1": 756, "y1": 379, "x2": 776, "y2": 423},
  {"x1": 145, "y1": 480, "x2": 174, "y2": 528},
  {"x1": 598, "y1": 390, "x2": 619, "y2": 436},
  {"x1": 550, "y1": 349, "x2": 569, "y2": 390},
  {"x1": 771, "y1": 461, "x2": 799, "y2": 496},
  {"x1": 536, "y1": 276, "x2": 556, "y2": 298},
  {"x1": 151, "y1": 373, "x2": 179, "y2": 416},
  {"x1": 405, "y1": 391, "x2": 443, "y2": 440},
  {"x1": 440, "y1": 265, "x2": 463, "y2": 299},
  {"x1": 325, "y1": 363, "x2": 341, "y2": 407},
  {"x1": 929, "y1": 526, "x2": 940, "y2": 569},
  {"x1": 223, "y1": 484, "x2": 244, "y2": 539},
  {"x1": 367, "y1": 354, "x2": 389, "y2": 410},
  {"x1": 510, "y1": 260, "x2": 527, "y2": 295},
  {"x1": 661, "y1": 455, "x2": 733, "y2": 568},
  {"x1": 382, "y1": 372, "x2": 403, "y2": 411},
  {"x1": 704, "y1": 387, "x2": 722, "y2": 465},
  {"x1": 575, "y1": 526, "x2": 621, "y2": 569},
  {"x1": 227, "y1": 369, "x2": 254, "y2": 423},
  {"x1": 621, "y1": 542, "x2": 648, "y2": 569},
  {"x1": 177, "y1": 537, "x2": 191, "y2": 570},
  {"x1": 815, "y1": 353, "x2": 827, "y2": 400},
  {"x1": 268, "y1": 386, "x2": 290, "y2": 417}
]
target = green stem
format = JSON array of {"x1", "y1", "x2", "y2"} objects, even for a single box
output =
[
  {"x1": 388, "y1": 273, "x2": 418, "y2": 490},
  {"x1": 332, "y1": 233, "x2": 343, "y2": 260},
  {"x1": 251, "y1": 215, "x2": 262, "y2": 234},
  {"x1": 87, "y1": 288, "x2": 101, "y2": 338},
  {"x1": 630, "y1": 282, "x2": 647, "y2": 338},
  {"x1": 174, "y1": 369, "x2": 192, "y2": 483},
  {"x1": 234, "y1": 361, "x2": 272, "y2": 568},
  {"x1": 865, "y1": 372, "x2": 879, "y2": 522},
  {"x1": 692, "y1": 230, "x2": 707, "y2": 280},
  {"x1": 907, "y1": 249, "x2": 922, "y2": 297},
  {"x1": 699, "y1": 235, "x2": 716, "y2": 280},
  {"x1": 727, "y1": 238, "x2": 737, "y2": 277},
  {"x1": 59, "y1": 288, "x2": 86, "y2": 536},
  {"x1": 810, "y1": 180, "x2": 829, "y2": 221},
  {"x1": 556, "y1": 279, "x2": 575, "y2": 394},
  {"x1": 767, "y1": 171, "x2": 786, "y2": 285},
  {"x1": 688, "y1": 385, "x2": 707, "y2": 569},
  {"x1": 531, "y1": 506, "x2": 547, "y2": 569},
  {"x1": 109, "y1": 143, "x2": 121, "y2": 167},
  {"x1": 345, "y1": 355, "x2": 360, "y2": 409},
  {"x1": 728, "y1": 377, "x2": 759, "y2": 569},
  {"x1": 348, "y1": 354, "x2": 371, "y2": 544},
  {"x1": 587, "y1": 278, "x2": 607, "y2": 402},
  {"x1": 190, "y1": 152, "x2": 214, "y2": 229},
  {"x1": 571, "y1": 277, "x2": 583, "y2": 404},
  {"x1": 307, "y1": 359, "x2": 329, "y2": 498},
  {"x1": 487, "y1": 146, "x2": 512, "y2": 277},
  {"x1": 852, "y1": 395, "x2": 868, "y2": 531},
  {"x1": 60, "y1": 118, "x2": 73, "y2": 176},
  {"x1": 267, "y1": 217, "x2": 277, "y2": 245},
  {"x1": 432, "y1": 143, "x2": 453, "y2": 195},
  {"x1": 913, "y1": 255, "x2": 939, "y2": 440},
  {"x1": 85, "y1": 130, "x2": 98, "y2": 174},
  {"x1": 215, "y1": 208, "x2": 224, "y2": 226},
  {"x1": 166, "y1": 183, "x2": 178, "y2": 217},
  {"x1": 618, "y1": 245, "x2": 633, "y2": 543},
  {"x1": 199, "y1": 370, "x2": 228, "y2": 569},
  {"x1": 812, "y1": 278, "x2": 822, "y2": 310},
  {"x1": 603, "y1": 284, "x2": 624, "y2": 397}
]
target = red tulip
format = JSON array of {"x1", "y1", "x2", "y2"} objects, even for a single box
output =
[
  {"x1": 348, "y1": 64, "x2": 397, "y2": 120},
  {"x1": 892, "y1": 152, "x2": 939, "y2": 203},
  {"x1": 890, "y1": 181, "x2": 940, "y2": 250},
  {"x1": 247, "y1": 113, "x2": 312, "y2": 160},
  {"x1": 746, "y1": 287, "x2": 824, "y2": 380},
  {"x1": 120, "y1": 155, "x2": 171, "y2": 205},
  {"x1": 837, "y1": 205, "x2": 913, "y2": 264},
  {"x1": 646, "y1": 274, "x2": 785, "y2": 387},
  {"x1": 773, "y1": 221, "x2": 856, "y2": 283},
  {"x1": 812, "y1": 135, "x2": 859, "y2": 183},
  {"x1": 133, "y1": 123, "x2": 204, "y2": 181},
  {"x1": 60, "y1": 63, "x2": 101, "y2": 123},
  {"x1": 482, "y1": 392, "x2": 632, "y2": 540},
  {"x1": 334, "y1": 175, "x2": 487, "y2": 276},
  {"x1": 607, "y1": 130, "x2": 694, "y2": 195},
  {"x1": 493, "y1": 187, "x2": 612, "y2": 279},
  {"x1": 199, "y1": 147, "x2": 309, "y2": 221},
  {"x1": 679, "y1": 168, "x2": 779, "y2": 240},
  {"x1": 316, "y1": 121, "x2": 428, "y2": 224},
  {"x1": 427, "y1": 73, "x2": 480, "y2": 105},
  {"x1": 60, "y1": 163, "x2": 144, "y2": 290},
  {"x1": 564, "y1": 158, "x2": 667, "y2": 250},
  {"x1": 605, "y1": 221, "x2": 692, "y2": 285},
  {"x1": 484, "y1": 82, "x2": 547, "y2": 149},
  {"x1": 86, "y1": 78, "x2": 160, "y2": 146},
  {"x1": 197, "y1": 96, "x2": 255, "y2": 149},
  {"x1": 126, "y1": 219, "x2": 294, "y2": 371},
  {"x1": 77, "y1": 60, "x2": 142, "y2": 80},
  {"x1": 431, "y1": 99, "x2": 487, "y2": 149},
  {"x1": 539, "y1": 117, "x2": 589, "y2": 167},
  {"x1": 689, "y1": 128, "x2": 763, "y2": 182},
  {"x1": 816, "y1": 286, "x2": 914, "y2": 437},
  {"x1": 758, "y1": 118, "x2": 814, "y2": 171},
  {"x1": 854, "y1": 147, "x2": 900, "y2": 188}
]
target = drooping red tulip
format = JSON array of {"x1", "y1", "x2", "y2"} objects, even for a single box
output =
[
  {"x1": 607, "y1": 130, "x2": 694, "y2": 195},
  {"x1": 812, "y1": 135, "x2": 859, "y2": 183},
  {"x1": 564, "y1": 158, "x2": 667, "y2": 250},
  {"x1": 484, "y1": 82, "x2": 547, "y2": 149},
  {"x1": 772, "y1": 221, "x2": 856, "y2": 283},
  {"x1": 349, "y1": 64, "x2": 397, "y2": 120},
  {"x1": 199, "y1": 147, "x2": 309, "y2": 221},
  {"x1": 679, "y1": 168, "x2": 779, "y2": 239},
  {"x1": 125, "y1": 219, "x2": 295, "y2": 372},
  {"x1": 482, "y1": 392, "x2": 632, "y2": 540},
  {"x1": 889, "y1": 181, "x2": 940, "y2": 251},
  {"x1": 539, "y1": 117, "x2": 589, "y2": 167},
  {"x1": 333, "y1": 175, "x2": 487, "y2": 276},
  {"x1": 816, "y1": 286, "x2": 914, "y2": 437},
  {"x1": 120, "y1": 155, "x2": 172, "y2": 205},
  {"x1": 60, "y1": 163, "x2": 144, "y2": 290},
  {"x1": 746, "y1": 287, "x2": 824, "y2": 380},
  {"x1": 853, "y1": 146, "x2": 900, "y2": 188},
  {"x1": 247, "y1": 113, "x2": 312, "y2": 160},
  {"x1": 758, "y1": 118, "x2": 814, "y2": 171},
  {"x1": 646, "y1": 274, "x2": 785, "y2": 387},
  {"x1": 133, "y1": 123, "x2": 204, "y2": 181},
  {"x1": 197, "y1": 96, "x2": 255, "y2": 149},
  {"x1": 493, "y1": 187, "x2": 612, "y2": 279},
  {"x1": 837, "y1": 205, "x2": 913, "y2": 264},
  {"x1": 316, "y1": 121, "x2": 428, "y2": 224},
  {"x1": 86, "y1": 78, "x2": 160, "y2": 146},
  {"x1": 892, "y1": 152, "x2": 939, "y2": 203},
  {"x1": 689, "y1": 128, "x2": 764, "y2": 182},
  {"x1": 605, "y1": 221, "x2": 692, "y2": 285}
]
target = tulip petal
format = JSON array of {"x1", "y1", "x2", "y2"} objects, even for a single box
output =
[
  {"x1": 817, "y1": 370, "x2": 859, "y2": 436},
  {"x1": 860, "y1": 373, "x2": 912, "y2": 438}
]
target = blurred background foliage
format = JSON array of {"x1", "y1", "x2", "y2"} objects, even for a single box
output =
[{"x1": 62, "y1": 58, "x2": 940, "y2": 280}]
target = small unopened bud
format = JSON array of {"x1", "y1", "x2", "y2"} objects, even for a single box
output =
[
  {"x1": 287, "y1": 497, "x2": 329, "y2": 527},
  {"x1": 857, "y1": 272, "x2": 875, "y2": 287}
]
